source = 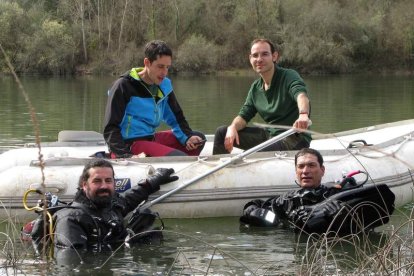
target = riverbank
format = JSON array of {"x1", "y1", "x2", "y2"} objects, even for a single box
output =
[
  {"x1": 103, "y1": 64, "x2": 414, "y2": 77},
  {"x1": 3, "y1": 66, "x2": 411, "y2": 78}
]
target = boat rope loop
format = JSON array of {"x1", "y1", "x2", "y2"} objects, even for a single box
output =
[
  {"x1": 169, "y1": 156, "x2": 209, "y2": 174},
  {"x1": 240, "y1": 152, "x2": 292, "y2": 166},
  {"x1": 356, "y1": 134, "x2": 412, "y2": 160},
  {"x1": 176, "y1": 134, "x2": 414, "y2": 173},
  {"x1": 408, "y1": 168, "x2": 414, "y2": 188},
  {"x1": 196, "y1": 153, "x2": 294, "y2": 168},
  {"x1": 109, "y1": 159, "x2": 151, "y2": 167},
  {"x1": 323, "y1": 152, "x2": 355, "y2": 163}
]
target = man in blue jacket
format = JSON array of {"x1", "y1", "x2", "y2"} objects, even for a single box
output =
[{"x1": 103, "y1": 40, "x2": 205, "y2": 158}]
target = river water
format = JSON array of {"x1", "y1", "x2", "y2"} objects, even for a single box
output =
[
  {"x1": 0, "y1": 74, "x2": 413, "y2": 274},
  {"x1": 1, "y1": 74, "x2": 413, "y2": 150}
]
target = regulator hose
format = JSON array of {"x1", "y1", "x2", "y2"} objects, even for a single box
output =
[{"x1": 22, "y1": 189, "x2": 54, "y2": 243}]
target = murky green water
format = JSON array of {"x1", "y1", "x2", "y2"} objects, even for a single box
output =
[{"x1": 1, "y1": 74, "x2": 413, "y2": 150}]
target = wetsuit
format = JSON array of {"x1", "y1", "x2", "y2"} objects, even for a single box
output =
[
  {"x1": 53, "y1": 179, "x2": 160, "y2": 251},
  {"x1": 240, "y1": 182, "x2": 395, "y2": 234}
]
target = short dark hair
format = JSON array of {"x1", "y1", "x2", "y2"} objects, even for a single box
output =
[
  {"x1": 144, "y1": 40, "x2": 173, "y2": 62},
  {"x1": 294, "y1": 148, "x2": 324, "y2": 167},
  {"x1": 78, "y1": 159, "x2": 115, "y2": 188},
  {"x1": 251, "y1": 38, "x2": 277, "y2": 54}
]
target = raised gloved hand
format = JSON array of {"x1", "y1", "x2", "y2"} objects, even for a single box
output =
[
  {"x1": 150, "y1": 168, "x2": 179, "y2": 185},
  {"x1": 140, "y1": 168, "x2": 179, "y2": 193}
]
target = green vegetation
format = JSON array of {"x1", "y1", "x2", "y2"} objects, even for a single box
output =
[{"x1": 1, "y1": 0, "x2": 414, "y2": 75}]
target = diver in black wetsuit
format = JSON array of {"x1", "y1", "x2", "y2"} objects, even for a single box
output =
[{"x1": 240, "y1": 148, "x2": 395, "y2": 234}]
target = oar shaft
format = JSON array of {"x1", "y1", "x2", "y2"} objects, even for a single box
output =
[{"x1": 148, "y1": 128, "x2": 297, "y2": 207}]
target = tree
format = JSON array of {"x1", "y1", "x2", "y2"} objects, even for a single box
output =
[
  {"x1": 23, "y1": 19, "x2": 76, "y2": 74},
  {"x1": 0, "y1": 2, "x2": 27, "y2": 69}
]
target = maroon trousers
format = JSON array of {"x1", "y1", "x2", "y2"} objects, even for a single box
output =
[{"x1": 129, "y1": 130, "x2": 204, "y2": 157}]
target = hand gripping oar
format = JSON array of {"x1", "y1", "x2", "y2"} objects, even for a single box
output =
[{"x1": 142, "y1": 128, "x2": 298, "y2": 209}]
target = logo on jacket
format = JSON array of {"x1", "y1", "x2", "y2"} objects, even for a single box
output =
[{"x1": 114, "y1": 178, "x2": 132, "y2": 192}]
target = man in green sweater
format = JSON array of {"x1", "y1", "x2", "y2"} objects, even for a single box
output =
[{"x1": 213, "y1": 38, "x2": 311, "y2": 154}]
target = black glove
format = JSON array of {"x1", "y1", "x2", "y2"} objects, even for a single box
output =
[
  {"x1": 140, "y1": 168, "x2": 178, "y2": 193},
  {"x1": 322, "y1": 200, "x2": 342, "y2": 217},
  {"x1": 292, "y1": 205, "x2": 314, "y2": 224},
  {"x1": 240, "y1": 205, "x2": 279, "y2": 227},
  {"x1": 243, "y1": 204, "x2": 260, "y2": 217}
]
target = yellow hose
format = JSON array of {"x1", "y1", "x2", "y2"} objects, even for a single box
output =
[{"x1": 22, "y1": 189, "x2": 54, "y2": 243}]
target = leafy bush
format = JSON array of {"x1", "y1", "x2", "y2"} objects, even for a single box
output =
[
  {"x1": 175, "y1": 35, "x2": 219, "y2": 73},
  {"x1": 21, "y1": 19, "x2": 76, "y2": 74}
]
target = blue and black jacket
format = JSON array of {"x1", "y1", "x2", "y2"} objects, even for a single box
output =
[{"x1": 103, "y1": 68, "x2": 193, "y2": 157}]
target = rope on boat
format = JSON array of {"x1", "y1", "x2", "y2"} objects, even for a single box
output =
[
  {"x1": 108, "y1": 159, "x2": 158, "y2": 176},
  {"x1": 109, "y1": 133, "x2": 414, "y2": 177},
  {"x1": 169, "y1": 156, "x2": 209, "y2": 175},
  {"x1": 189, "y1": 135, "x2": 413, "y2": 173},
  {"x1": 319, "y1": 133, "x2": 414, "y2": 165},
  {"x1": 239, "y1": 152, "x2": 295, "y2": 166},
  {"x1": 195, "y1": 134, "x2": 414, "y2": 169},
  {"x1": 109, "y1": 159, "x2": 153, "y2": 167},
  {"x1": 355, "y1": 134, "x2": 412, "y2": 160},
  {"x1": 195, "y1": 152, "x2": 294, "y2": 168},
  {"x1": 408, "y1": 169, "x2": 414, "y2": 188}
]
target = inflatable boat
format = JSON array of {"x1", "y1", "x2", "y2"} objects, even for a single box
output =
[{"x1": 1, "y1": 119, "x2": 414, "y2": 220}]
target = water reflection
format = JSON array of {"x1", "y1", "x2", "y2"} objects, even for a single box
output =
[{"x1": 1, "y1": 74, "x2": 413, "y2": 151}]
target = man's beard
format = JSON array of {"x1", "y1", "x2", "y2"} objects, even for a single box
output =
[{"x1": 90, "y1": 189, "x2": 114, "y2": 208}]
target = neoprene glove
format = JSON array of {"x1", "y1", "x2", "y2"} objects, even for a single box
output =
[
  {"x1": 295, "y1": 200, "x2": 342, "y2": 222},
  {"x1": 240, "y1": 204, "x2": 280, "y2": 227},
  {"x1": 140, "y1": 168, "x2": 179, "y2": 193},
  {"x1": 293, "y1": 205, "x2": 314, "y2": 224},
  {"x1": 243, "y1": 204, "x2": 259, "y2": 217},
  {"x1": 322, "y1": 200, "x2": 342, "y2": 217}
]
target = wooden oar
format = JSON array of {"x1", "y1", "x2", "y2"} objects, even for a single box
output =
[{"x1": 143, "y1": 128, "x2": 298, "y2": 209}]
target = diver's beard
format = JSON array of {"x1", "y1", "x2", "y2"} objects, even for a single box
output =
[
  {"x1": 91, "y1": 194, "x2": 113, "y2": 208},
  {"x1": 90, "y1": 189, "x2": 114, "y2": 208}
]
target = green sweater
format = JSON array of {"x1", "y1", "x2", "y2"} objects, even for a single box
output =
[{"x1": 239, "y1": 65, "x2": 311, "y2": 142}]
